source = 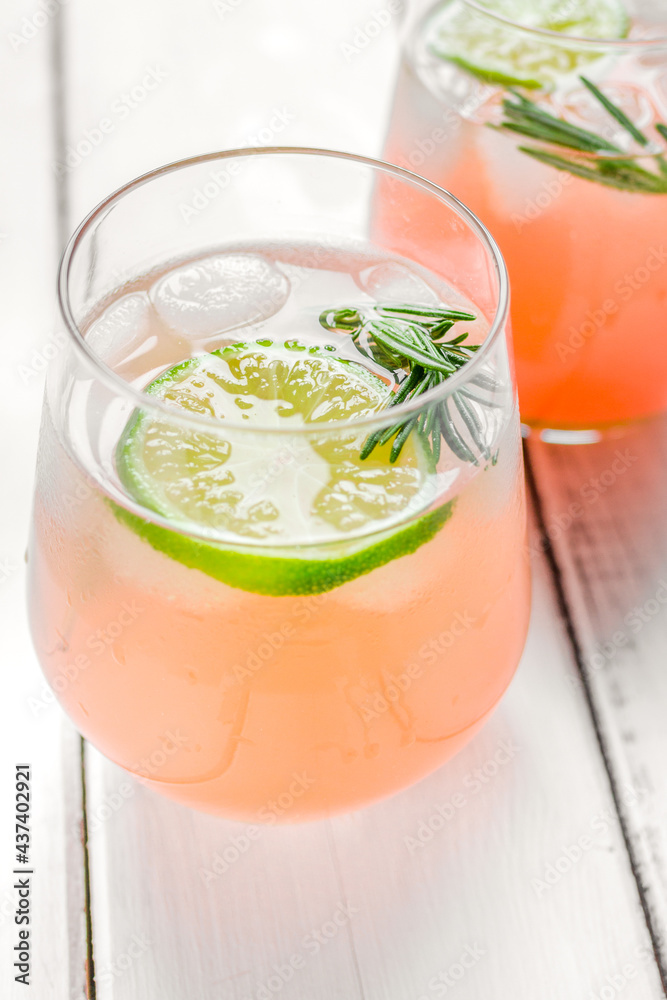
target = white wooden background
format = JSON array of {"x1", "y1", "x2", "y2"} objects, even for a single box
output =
[{"x1": 1, "y1": 1, "x2": 667, "y2": 997}]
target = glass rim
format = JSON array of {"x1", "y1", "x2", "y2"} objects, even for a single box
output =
[
  {"x1": 459, "y1": 0, "x2": 667, "y2": 48},
  {"x1": 57, "y1": 146, "x2": 510, "y2": 437}
]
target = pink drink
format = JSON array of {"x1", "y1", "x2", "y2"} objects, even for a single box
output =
[{"x1": 384, "y1": 5, "x2": 667, "y2": 429}]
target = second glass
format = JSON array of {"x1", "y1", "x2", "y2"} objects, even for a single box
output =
[{"x1": 385, "y1": 0, "x2": 667, "y2": 432}]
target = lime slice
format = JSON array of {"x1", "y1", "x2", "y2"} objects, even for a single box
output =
[
  {"x1": 428, "y1": 0, "x2": 630, "y2": 89},
  {"x1": 114, "y1": 340, "x2": 453, "y2": 596}
]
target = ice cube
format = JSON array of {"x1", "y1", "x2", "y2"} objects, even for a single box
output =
[
  {"x1": 358, "y1": 262, "x2": 440, "y2": 305},
  {"x1": 560, "y1": 83, "x2": 656, "y2": 154},
  {"x1": 150, "y1": 254, "x2": 290, "y2": 338},
  {"x1": 86, "y1": 292, "x2": 153, "y2": 361}
]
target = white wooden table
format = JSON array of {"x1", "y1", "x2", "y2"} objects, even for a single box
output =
[{"x1": 2, "y1": 1, "x2": 667, "y2": 997}]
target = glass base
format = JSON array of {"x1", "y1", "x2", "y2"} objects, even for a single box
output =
[
  {"x1": 521, "y1": 424, "x2": 604, "y2": 445},
  {"x1": 519, "y1": 413, "x2": 657, "y2": 444}
]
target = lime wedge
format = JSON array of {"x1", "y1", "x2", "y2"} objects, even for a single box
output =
[
  {"x1": 114, "y1": 340, "x2": 453, "y2": 596},
  {"x1": 427, "y1": 0, "x2": 630, "y2": 89}
]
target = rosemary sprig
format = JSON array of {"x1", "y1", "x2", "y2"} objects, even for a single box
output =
[
  {"x1": 495, "y1": 76, "x2": 667, "y2": 194},
  {"x1": 319, "y1": 303, "x2": 491, "y2": 464}
]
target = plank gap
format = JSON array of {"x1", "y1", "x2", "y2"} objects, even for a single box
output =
[
  {"x1": 324, "y1": 823, "x2": 367, "y2": 1000},
  {"x1": 51, "y1": 6, "x2": 97, "y2": 996},
  {"x1": 50, "y1": 4, "x2": 70, "y2": 251},
  {"x1": 525, "y1": 443, "x2": 667, "y2": 994},
  {"x1": 81, "y1": 739, "x2": 98, "y2": 998}
]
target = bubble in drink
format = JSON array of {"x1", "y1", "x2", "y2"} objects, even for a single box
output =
[{"x1": 150, "y1": 253, "x2": 290, "y2": 338}]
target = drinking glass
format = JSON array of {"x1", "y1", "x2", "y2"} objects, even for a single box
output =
[
  {"x1": 28, "y1": 148, "x2": 530, "y2": 821},
  {"x1": 384, "y1": 0, "x2": 667, "y2": 434}
]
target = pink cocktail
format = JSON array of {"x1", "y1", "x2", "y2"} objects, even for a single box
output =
[
  {"x1": 28, "y1": 150, "x2": 530, "y2": 821},
  {"x1": 384, "y1": 1, "x2": 667, "y2": 431}
]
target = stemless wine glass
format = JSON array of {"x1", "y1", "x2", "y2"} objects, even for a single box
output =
[
  {"x1": 27, "y1": 148, "x2": 530, "y2": 822},
  {"x1": 385, "y1": 0, "x2": 667, "y2": 435}
]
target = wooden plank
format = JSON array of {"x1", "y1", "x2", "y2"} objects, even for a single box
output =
[
  {"x1": 84, "y1": 545, "x2": 666, "y2": 999},
  {"x1": 528, "y1": 419, "x2": 667, "y2": 974},
  {"x1": 85, "y1": 746, "x2": 363, "y2": 999},
  {"x1": 0, "y1": 5, "x2": 88, "y2": 997}
]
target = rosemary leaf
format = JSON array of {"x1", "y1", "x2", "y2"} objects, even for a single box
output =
[
  {"x1": 502, "y1": 100, "x2": 621, "y2": 151},
  {"x1": 580, "y1": 75, "x2": 648, "y2": 147},
  {"x1": 438, "y1": 403, "x2": 477, "y2": 465},
  {"x1": 471, "y1": 372, "x2": 500, "y2": 393},
  {"x1": 519, "y1": 146, "x2": 665, "y2": 193},
  {"x1": 377, "y1": 305, "x2": 475, "y2": 322},
  {"x1": 460, "y1": 387, "x2": 503, "y2": 409},
  {"x1": 368, "y1": 322, "x2": 457, "y2": 374},
  {"x1": 390, "y1": 417, "x2": 419, "y2": 464},
  {"x1": 320, "y1": 303, "x2": 488, "y2": 464},
  {"x1": 431, "y1": 425, "x2": 442, "y2": 465},
  {"x1": 454, "y1": 392, "x2": 490, "y2": 461},
  {"x1": 359, "y1": 428, "x2": 385, "y2": 461},
  {"x1": 497, "y1": 77, "x2": 667, "y2": 195}
]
